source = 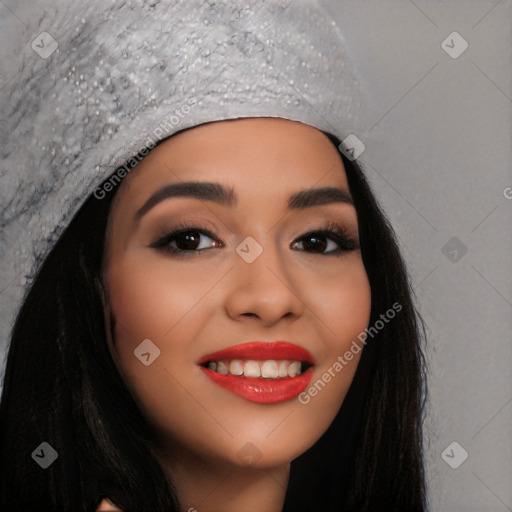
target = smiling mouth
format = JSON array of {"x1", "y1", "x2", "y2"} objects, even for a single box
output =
[{"x1": 197, "y1": 341, "x2": 315, "y2": 403}]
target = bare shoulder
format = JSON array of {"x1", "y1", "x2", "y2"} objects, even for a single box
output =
[{"x1": 96, "y1": 497, "x2": 123, "y2": 511}]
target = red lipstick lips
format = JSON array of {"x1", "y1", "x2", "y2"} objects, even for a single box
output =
[{"x1": 198, "y1": 341, "x2": 315, "y2": 404}]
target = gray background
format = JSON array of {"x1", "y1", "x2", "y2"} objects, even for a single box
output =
[{"x1": 1, "y1": 1, "x2": 511, "y2": 510}]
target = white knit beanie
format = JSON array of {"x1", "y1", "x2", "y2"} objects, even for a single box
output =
[{"x1": 0, "y1": 0, "x2": 367, "y2": 362}]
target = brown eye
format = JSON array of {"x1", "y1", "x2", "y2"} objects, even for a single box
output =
[
  {"x1": 151, "y1": 226, "x2": 222, "y2": 255},
  {"x1": 291, "y1": 224, "x2": 360, "y2": 255},
  {"x1": 300, "y1": 233, "x2": 329, "y2": 253},
  {"x1": 173, "y1": 230, "x2": 203, "y2": 251}
]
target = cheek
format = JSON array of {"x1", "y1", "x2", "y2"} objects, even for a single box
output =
[
  {"x1": 104, "y1": 258, "x2": 213, "y2": 436},
  {"x1": 104, "y1": 254, "x2": 227, "y2": 390},
  {"x1": 297, "y1": 257, "x2": 371, "y2": 415},
  {"x1": 104, "y1": 258, "x2": 202, "y2": 395},
  {"x1": 106, "y1": 255, "x2": 218, "y2": 346},
  {"x1": 313, "y1": 257, "x2": 372, "y2": 343}
]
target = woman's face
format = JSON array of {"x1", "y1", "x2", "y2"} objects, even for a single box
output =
[{"x1": 103, "y1": 117, "x2": 371, "y2": 470}]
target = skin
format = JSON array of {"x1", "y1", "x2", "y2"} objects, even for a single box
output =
[{"x1": 102, "y1": 117, "x2": 371, "y2": 512}]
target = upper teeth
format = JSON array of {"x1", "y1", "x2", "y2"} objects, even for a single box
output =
[{"x1": 207, "y1": 359, "x2": 303, "y2": 378}]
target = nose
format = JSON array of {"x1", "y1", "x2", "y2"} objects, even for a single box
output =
[{"x1": 224, "y1": 240, "x2": 304, "y2": 327}]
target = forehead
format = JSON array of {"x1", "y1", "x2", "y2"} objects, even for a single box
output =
[{"x1": 113, "y1": 118, "x2": 348, "y2": 210}]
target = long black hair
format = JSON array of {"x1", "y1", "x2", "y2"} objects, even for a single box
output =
[{"x1": 0, "y1": 131, "x2": 428, "y2": 512}]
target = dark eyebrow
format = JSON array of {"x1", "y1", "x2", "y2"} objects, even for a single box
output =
[
  {"x1": 288, "y1": 186, "x2": 354, "y2": 209},
  {"x1": 135, "y1": 181, "x2": 354, "y2": 219},
  {"x1": 136, "y1": 182, "x2": 236, "y2": 219}
]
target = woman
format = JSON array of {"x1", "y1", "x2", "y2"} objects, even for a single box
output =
[{"x1": 0, "y1": 2, "x2": 427, "y2": 511}]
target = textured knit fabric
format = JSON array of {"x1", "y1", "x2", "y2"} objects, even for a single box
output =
[{"x1": 0, "y1": 0, "x2": 366, "y2": 361}]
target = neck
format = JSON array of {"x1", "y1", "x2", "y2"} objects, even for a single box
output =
[{"x1": 158, "y1": 446, "x2": 290, "y2": 512}]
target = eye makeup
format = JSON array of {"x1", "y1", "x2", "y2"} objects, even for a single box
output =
[{"x1": 149, "y1": 220, "x2": 359, "y2": 257}]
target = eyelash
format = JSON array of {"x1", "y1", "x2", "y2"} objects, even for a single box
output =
[{"x1": 150, "y1": 221, "x2": 360, "y2": 256}]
